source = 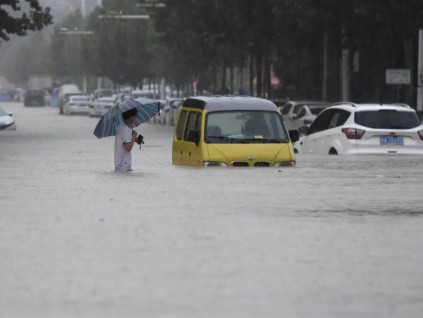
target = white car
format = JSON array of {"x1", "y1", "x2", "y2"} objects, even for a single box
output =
[
  {"x1": 158, "y1": 98, "x2": 184, "y2": 126},
  {"x1": 130, "y1": 90, "x2": 156, "y2": 100},
  {"x1": 280, "y1": 101, "x2": 329, "y2": 130},
  {"x1": 295, "y1": 103, "x2": 423, "y2": 155},
  {"x1": 290, "y1": 104, "x2": 329, "y2": 130},
  {"x1": 0, "y1": 107, "x2": 16, "y2": 131},
  {"x1": 63, "y1": 95, "x2": 91, "y2": 116},
  {"x1": 88, "y1": 97, "x2": 117, "y2": 117}
]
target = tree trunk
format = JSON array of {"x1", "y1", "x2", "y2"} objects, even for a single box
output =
[
  {"x1": 256, "y1": 53, "x2": 263, "y2": 97},
  {"x1": 221, "y1": 62, "x2": 227, "y2": 91},
  {"x1": 265, "y1": 58, "x2": 272, "y2": 99},
  {"x1": 249, "y1": 53, "x2": 254, "y2": 96}
]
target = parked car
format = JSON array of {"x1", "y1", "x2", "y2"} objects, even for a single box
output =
[
  {"x1": 131, "y1": 90, "x2": 156, "y2": 100},
  {"x1": 172, "y1": 96, "x2": 299, "y2": 167},
  {"x1": 290, "y1": 104, "x2": 330, "y2": 129},
  {"x1": 59, "y1": 84, "x2": 80, "y2": 114},
  {"x1": 93, "y1": 89, "x2": 114, "y2": 100},
  {"x1": 295, "y1": 102, "x2": 423, "y2": 155},
  {"x1": 88, "y1": 97, "x2": 117, "y2": 117},
  {"x1": 280, "y1": 101, "x2": 329, "y2": 130},
  {"x1": 24, "y1": 89, "x2": 45, "y2": 106},
  {"x1": 158, "y1": 98, "x2": 184, "y2": 125},
  {"x1": 0, "y1": 107, "x2": 16, "y2": 131},
  {"x1": 63, "y1": 95, "x2": 91, "y2": 116}
]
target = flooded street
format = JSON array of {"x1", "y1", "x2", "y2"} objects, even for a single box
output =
[{"x1": 1, "y1": 102, "x2": 423, "y2": 317}]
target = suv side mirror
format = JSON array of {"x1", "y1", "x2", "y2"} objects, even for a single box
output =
[
  {"x1": 289, "y1": 129, "x2": 300, "y2": 143},
  {"x1": 188, "y1": 130, "x2": 200, "y2": 146},
  {"x1": 298, "y1": 126, "x2": 309, "y2": 136},
  {"x1": 8, "y1": 113, "x2": 13, "y2": 117}
]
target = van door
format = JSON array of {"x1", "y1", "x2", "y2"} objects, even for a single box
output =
[
  {"x1": 172, "y1": 110, "x2": 188, "y2": 165},
  {"x1": 183, "y1": 111, "x2": 203, "y2": 166},
  {"x1": 185, "y1": 112, "x2": 203, "y2": 166}
]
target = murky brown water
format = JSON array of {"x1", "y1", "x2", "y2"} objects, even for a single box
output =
[{"x1": 1, "y1": 102, "x2": 423, "y2": 317}]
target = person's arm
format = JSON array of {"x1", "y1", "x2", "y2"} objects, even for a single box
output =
[{"x1": 124, "y1": 130, "x2": 138, "y2": 151}]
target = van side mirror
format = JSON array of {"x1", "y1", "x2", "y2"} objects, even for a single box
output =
[
  {"x1": 289, "y1": 129, "x2": 300, "y2": 143},
  {"x1": 298, "y1": 126, "x2": 309, "y2": 136},
  {"x1": 188, "y1": 130, "x2": 200, "y2": 146}
]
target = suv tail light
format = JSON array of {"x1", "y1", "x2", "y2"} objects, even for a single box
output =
[
  {"x1": 342, "y1": 128, "x2": 365, "y2": 140},
  {"x1": 418, "y1": 130, "x2": 423, "y2": 141}
]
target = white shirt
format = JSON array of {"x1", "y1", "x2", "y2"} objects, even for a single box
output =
[{"x1": 114, "y1": 124, "x2": 133, "y2": 171}]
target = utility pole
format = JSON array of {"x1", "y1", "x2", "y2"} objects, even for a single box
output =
[{"x1": 418, "y1": 29, "x2": 423, "y2": 112}]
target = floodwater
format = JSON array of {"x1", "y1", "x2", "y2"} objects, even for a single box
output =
[{"x1": 1, "y1": 102, "x2": 423, "y2": 318}]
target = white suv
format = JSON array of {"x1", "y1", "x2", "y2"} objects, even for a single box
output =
[{"x1": 295, "y1": 103, "x2": 423, "y2": 155}]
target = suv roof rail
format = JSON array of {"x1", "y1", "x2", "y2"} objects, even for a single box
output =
[
  {"x1": 389, "y1": 103, "x2": 411, "y2": 109},
  {"x1": 332, "y1": 101, "x2": 358, "y2": 107}
]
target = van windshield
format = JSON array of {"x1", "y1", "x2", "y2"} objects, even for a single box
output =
[{"x1": 206, "y1": 111, "x2": 289, "y2": 143}]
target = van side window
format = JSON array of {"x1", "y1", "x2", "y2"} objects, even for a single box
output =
[
  {"x1": 195, "y1": 113, "x2": 202, "y2": 130},
  {"x1": 176, "y1": 110, "x2": 188, "y2": 140},
  {"x1": 184, "y1": 112, "x2": 198, "y2": 140}
]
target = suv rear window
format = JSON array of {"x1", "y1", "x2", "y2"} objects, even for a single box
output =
[{"x1": 355, "y1": 110, "x2": 421, "y2": 129}]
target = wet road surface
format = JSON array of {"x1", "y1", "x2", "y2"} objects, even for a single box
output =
[{"x1": 1, "y1": 102, "x2": 423, "y2": 317}]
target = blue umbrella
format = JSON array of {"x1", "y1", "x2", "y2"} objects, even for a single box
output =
[{"x1": 94, "y1": 98, "x2": 162, "y2": 138}]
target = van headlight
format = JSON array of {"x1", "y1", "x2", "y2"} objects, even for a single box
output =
[
  {"x1": 203, "y1": 161, "x2": 228, "y2": 167},
  {"x1": 274, "y1": 161, "x2": 296, "y2": 167}
]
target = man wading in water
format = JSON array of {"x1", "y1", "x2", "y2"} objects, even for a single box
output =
[{"x1": 114, "y1": 109, "x2": 139, "y2": 172}]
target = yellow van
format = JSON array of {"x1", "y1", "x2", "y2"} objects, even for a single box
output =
[{"x1": 172, "y1": 96, "x2": 299, "y2": 167}]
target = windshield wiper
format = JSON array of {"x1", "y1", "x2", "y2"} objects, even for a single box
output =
[
  {"x1": 243, "y1": 138, "x2": 289, "y2": 143},
  {"x1": 207, "y1": 136, "x2": 248, "y2": 143}
]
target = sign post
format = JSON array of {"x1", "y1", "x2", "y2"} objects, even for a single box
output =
[{"x1": 386, "y1": 69, "x2": 411, "y2": 102}]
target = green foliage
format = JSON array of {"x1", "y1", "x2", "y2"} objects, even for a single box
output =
[{"x1": 0, "y1": 0, "x2": 53, "y2": 43}]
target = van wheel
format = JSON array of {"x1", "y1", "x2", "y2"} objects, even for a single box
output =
[{"x1": 329, "y1": 148, "x2": 338, "y2": 155}]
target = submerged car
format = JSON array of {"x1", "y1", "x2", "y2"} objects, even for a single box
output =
[
  {"x1": 24, "y1": 89, "x2": 45, "y2": 107},
  {"x1": 172, "y1": 96, "x2": 299, "y2": 167},
  {"x1": 63, "y1": 95, "x2": 91, "y2": 115},
  {"x1": 280, "y1": 101, "x2": 329, "y2": 130},
  {"x1": 0, "y1": 107, "x2": 16, "y2": 131},
  {"x1": 295, "y1": 103, "x2": 423, "y2": 155}
]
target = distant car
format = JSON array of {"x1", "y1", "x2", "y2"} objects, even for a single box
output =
[
  {"x1": 295, "y1": 103, "x2": 423, "y2": 155},
  {"x1": 88, "y1": 97, "x2": 117, "y2": 117},
  {"x1": 0, "y1": 89, "x2": 13, "y2": 102},
  {"x1": 59, "y1": 84, "x2": 80, "y2": 114},
  {"x1": 159, "y1": 98, "x2": 185, "y2": 125},
  {"x1": 0, "y1": 107, "x2": 16, "y2": 131},
  {"x1": 63, "y1": 95, "x2": 91, "y2": 116},
  {"x1": 280, "y1": 101, "x2": 329, "y2": 130},
  {"x1": 131, "y1": 90, "x2": 156, "y2": 100},
  {"x1": 93, "y1": 89, "x2": 115, "y2": 100},
  {"x1": 24, "y1": 89, "x2": 45, "y2": 107},
  {"x1": 290, "y1": 104, "x2": 330, "y2": 130}
]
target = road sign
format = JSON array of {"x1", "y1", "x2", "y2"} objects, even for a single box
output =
[{"x1": 386, "y1": 69, "x2": 411, "y2": 85}]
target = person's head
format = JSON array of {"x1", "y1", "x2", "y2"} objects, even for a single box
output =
[{"x1": 122, "y1": 108, "x2": 138, "y2": 125}]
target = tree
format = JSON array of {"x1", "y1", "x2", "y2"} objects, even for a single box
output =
[{"x1": 0, "y1": 0, "x2": 53, "y2": 43}]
